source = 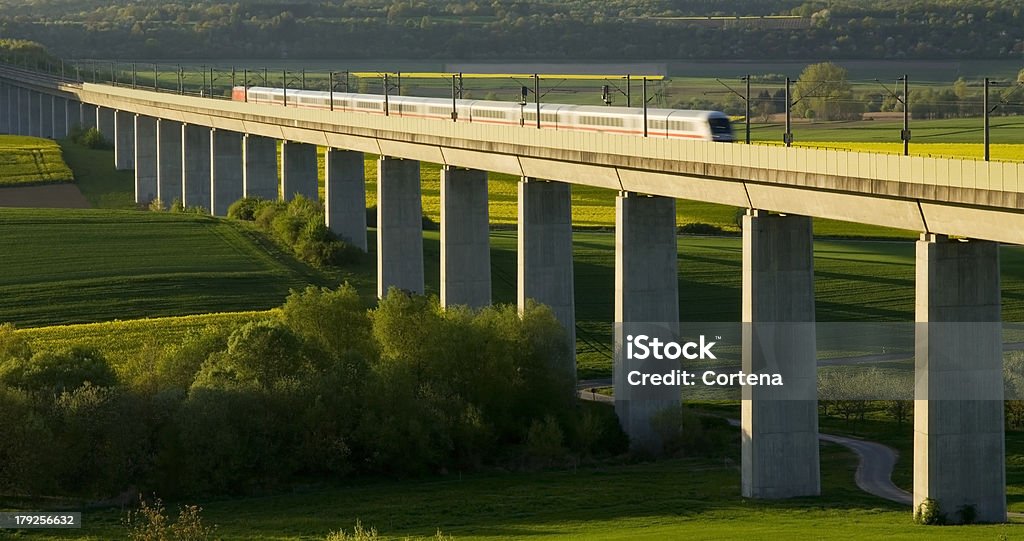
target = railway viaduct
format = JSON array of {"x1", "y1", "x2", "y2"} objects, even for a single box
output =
[{"x1": 2, "y1": 65, "x2": 1023, "y2": 523}]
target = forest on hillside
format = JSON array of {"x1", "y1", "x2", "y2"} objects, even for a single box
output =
[{"x1": 0, "y1": 0, "x2": 1021, "y2": 60}]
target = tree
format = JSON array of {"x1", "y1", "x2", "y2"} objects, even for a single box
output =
[{"x1": 792, "y1": 62, "x2": 862, "y2": 121}]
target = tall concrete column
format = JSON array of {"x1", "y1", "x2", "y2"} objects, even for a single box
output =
[
  {"x1": 39, "y1": 93, "x2": 53, "y2": 138},
  {"x1": 325, "y1": 149, "x2": 367, "y2": 251},
  {"x1": 914, "y1": 234, "x2": 1004, "y2": 523},
  {"x1": 243, "y1": 134, "x2": 278, "y2": 200},
  {"x1": 80, "y1": 103, "x2": 97, "y2": 131},
  {"x1": 613, "y1": 193, "x2": 679, "y2": 450},
  {"x1": 29, "y1": 91, "x2": 40, "y2": 137},
  {"x1": 96, "y1": 106, "x2": 115, "y2": 143},
  {"x1": 19, "y1": 88, "x2": 30, "y2": 135},
  {"x1": 0, "y1": 84, "x2": 9, "y2": 134},
  {"x1": 114, "y1": 110, "x2": 134, "y2": 170},
  {"x1": 53, "y1": 97, "x2": 68, "y2": 138},
  {"x1": 280, "y1": 141, "x2": 318, "y2": 201},
  {"x1": 9, "y1": 86, "x2": 20, "y2": 135},
  {"x1": 440, "y1": 166, "x2": 490, "y2": 308},
  {"x1": 741, "y1": 210, "x2": 819, "y2": 499},
  {"x1": 156, "y1": 119, "x2": 183, "y2": 209},
  {"x1": 210, "y1": 129, "x2": 244, "y2": 216},
  {"x1": 518, "y1": 177, "x2": 577, "y2": 376},
  {"x1": 181, "y1": 124, "x2": 211, "y2": 212},
  {"x1": 134, "y1": 115, "x2": 158, "y2": 205},
  {"x1": 377, "y1": 157, "x2": 424, "y2": 298}
]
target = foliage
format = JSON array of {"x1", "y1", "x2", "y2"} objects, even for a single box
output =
[
  {"x1": 68, "y1": 125, "x2": 111, "y2": 150},
  {"x1": 914, "y1": 497, "x2": 946, "y2": 525},
  {"x1": 124, "y1": 497, "x2": 216, "y2": 541},
  {"x1": 232, "y1": 196, "x2": 363, "y2": 267},
  {"x1": 793, "y1": 62, "x2": 861, "y2": 121},
  {"x1": 4, "y1": 1, "x2": 1024, "y2": 61},
  {"x1": 0, "y1": 346, "x2": 116, "y2": 393}
]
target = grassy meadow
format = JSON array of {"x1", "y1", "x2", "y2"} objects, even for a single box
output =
[
  {"x1": 18, "y1": 437, "x2": 1024, "y2": 541},
  {"x1": 0, "y1": 209, "x2": 338, "y2": 327},
  {"x1": 0, "y1": 135, "x2": 73, "y2": 186}
]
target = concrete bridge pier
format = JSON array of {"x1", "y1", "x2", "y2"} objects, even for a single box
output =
[
  {"x1": 6, "y1": 85, "x2": 18, "y2": 135},
  {"x1": 155, "y1": 119, "x2": 183, "y2": 209},
  {"x1": 377, "y1": 156, "x2": 424, "y2": 298},
  {"x1": 914, "y1": 234, "x2": 1005, "y2": 523},
  {"x1": 0, "y1": 84, "x2": 9, "y2": 134},
  {"x1": 325, "y1": 149, "x2": 368, "y2": 251},
  {"x1": 28, "y1": 90, "x2": 41, "y2": 137},
  {"x1": 613, "y1": 193, "x2": 679, "y2": 451},
  {"x1": 96, "y1": 106, "x2": 115, "y2": 144},
  {"x1": 181, "y1": 124, "x2": 212, "y2": 212},
  {"x1": 134, "y1": 115, "x2": 158, "y2": 205},
  {"x1": 280, "y1": 141, "x2": 318, "y2": 201},
  {"x1": 80, "y1": 103, "x2": 97, "y2": 131},
  {"x1": 53, "y1": 97, "x2": 68, "y2": 138},
  {"x1": 40, "y1": 93, "x2": 53, "y2": 138},
  {"x1": 741, "y1": 210, "x2": 820, "y2": 499},
  {"x1": 114, "y1": 110, "x2": 134, "y2": 170},
  {"x1": 518, "y1": 177, "x2": 577, "y2": 377},
  {"x1": 440, "y1": 166, "x2": 490, "y2": 309},
  {"x1": 243, "y1": 134, "x2": 279, "y2": 200},
  {"x1": 210, "y1": 129, "x2": 244, "y2": 216}
]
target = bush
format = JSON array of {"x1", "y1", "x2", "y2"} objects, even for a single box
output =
[
  {"x1": 525, "y1": 415, "x2": 566, "y2": 466},
  {"x1": 0, "y1": 346, "x2": 117, "y2": 393},
  {"x1": 678, "y1": 222, "x2": 723, "y2": 235},
  {"x1": 914, "y1": 497, "x2": 945, "y2": 525},
  {"x1": 125, "y1": 497, "x2": 216, "y2": 541},
  {"x1": 226, "y1": 197, "x2": 269, "y2": 221},
  {"x1": 74, "y1": 127, "x2": 110, "y2": 149}
]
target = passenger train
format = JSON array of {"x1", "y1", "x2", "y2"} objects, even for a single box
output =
[{"x1": 232, "y1": 86, "x2": 735, "y2": 142}]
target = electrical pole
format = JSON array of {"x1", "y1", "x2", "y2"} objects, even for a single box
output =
[
  {"x1": 283, "y1": 69, "x2": 287, "y2": 106},
  {"x1": 451, "y1": 74, "x2": 458, "y2": 121},
  {"x1": 626, "y1": 74, "x2": 631, "y2": 107},
  {"x1": 243, "y1": 69, "x2": 248, "y2": 102},
  {"x1": 329, "y1": 71, "x2": 334, "y2": 111},
  {"x1": 744, "y1": 74, "x2": 751, "y2": 144},
  {"x1": 984, "y1": 77, "x2": 990, "y2": 162},
  {"x1": 784, "y1": 76, "x2": 793, "y2": 147},
  {"x1": 384, "y1": 73, "x2": 390, "y2": 116},
  {"x1": 901, "y1": 75, "x2": 910, "y2": 156},
  {"x1": 643, "y1": 77, "x2": 648, "y2": 137},
  {"x1": 534, "y1": 73, "x2": 540, "y2": 129}
]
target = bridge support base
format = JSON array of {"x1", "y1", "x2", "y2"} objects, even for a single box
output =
[
  {"x1": 914, "y1": 234, "x2": 1005, "y2": 523},
  {"x1": 325, "y1": 149, "x2": 368, "y2": 252},
  {"x1": 741, "y1": 210, "x2": 820, "y2": 499},
  {"x1": 40, "y1": 93, "x2": 53, "y2": 139},
  {"x1": 96, "y1": 106, "x2": 114, "y2": 147},
  {"x1": 181, "y1": 124, "x2": 211, "y2": 212},
  {"x1": 377, "y1": 157, "x2": 424, "y2": 298},
  {"x1": 518, "y1": 177, "x2": 576, "y2": 379},
  {"x1": 210, "y1": 129, "x2": 244, "y2": 216},
  {"x1": 156, "y1": 119, "x2": 183, "y2": 209},
  {"x1": 29, "y1": 91, "x2": 41, "y2": 137},
  {"x1": 280, "y1": 141, "x2": 318, "y2": 201},
  {"x1": 53, "y1": 97, "x2": 68, "y2": 139},
  {"x1": 613, "y1": 193, "x2": 679, "y2": 452},
  {"x1": 440, "y1": 166, "x2": 490, "y2": 309},
  {"x1": 134, "y1": 115, "x2": 158, "y2": 205},
  {"x1": 243, "y1": 135, "x2": 279, "y2": 201},
  {"x1": 79, "y1": 103, "x2": 97, "y2": 131},
  {"x1": 0, "y1": 84, "x2": 10, "y2": 134},
  {"x1": 114, "y1": 110, "x2": 134, "y2": 170}
]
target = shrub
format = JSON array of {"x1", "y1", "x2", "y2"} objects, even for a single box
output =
[
  {"x1": 192, "y1": 319, "x2": 309, "y2": 391},
  {"x1": 125, "y1": 497, "x2": 216, "y2": 541},
  {"x1": 914, "y1": 497, "x2": 945, "y2": 525},
  {"x1": 525, "y1": 415, "x2": 566, "y2": 466},
  {"x1": 78, "y1": 127, "x2": 109, "y2": 149},
  {"x1": 147, "y1": 198, "x2": 166, "y2": 212},
  {"x1": 957, "y1": 503, "x2": 977, "y2": 525},
  {"x1": 0, "y1": 322, "x2": 32, "y2": 363},
  {"x1": 678, "y1": 222, "x2": 723, "y2": 235},
  {"x1": 324, "y1": 520, "x2": 379, "y2": 541},
  {"x1": 226, "y1": 197, "x2": 269, "y2": 221},
  {"x1": 651, "y1": 404, "x2": 709, "y2": 457},
  {"x1": 0, "y1": 346, "x2": 117, "y2": 393}
]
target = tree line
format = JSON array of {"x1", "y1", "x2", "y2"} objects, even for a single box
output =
[{"x1": 0, "y1": 0, "x2": 1022, "y2": 60}]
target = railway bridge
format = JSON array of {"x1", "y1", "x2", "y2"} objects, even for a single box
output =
[{"x1": 1, "y1": 64, "x2": 1022, "y2": 523}]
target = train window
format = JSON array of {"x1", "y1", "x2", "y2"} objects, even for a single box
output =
[
  {"x1": 709, "y1": 117, "x2": 733, "y2": 135},
  {"x1": 651, "y1": 120, "x2": 666, "y2": 130},
  {"x1": 542, "y1": 113, "x2": 556, "y2": 122}
]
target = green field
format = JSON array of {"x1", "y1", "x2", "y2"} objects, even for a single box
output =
[
  {"x1": 15, "y1": 436, "x2": 1022, "y2": 540},
  {"x1": 0, "y1": 135, "x2": 73, "y2": 186},
  {"x1": 12, "y1": 224, "x2": 1024, "y2": 379},
  {"x1": 0, "y1": 209, "x2": 338, "y2": 327}
]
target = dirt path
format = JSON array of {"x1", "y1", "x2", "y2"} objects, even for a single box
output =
[{"x1": 0, "y1": 184, "x2": 91, "y2": 208}]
